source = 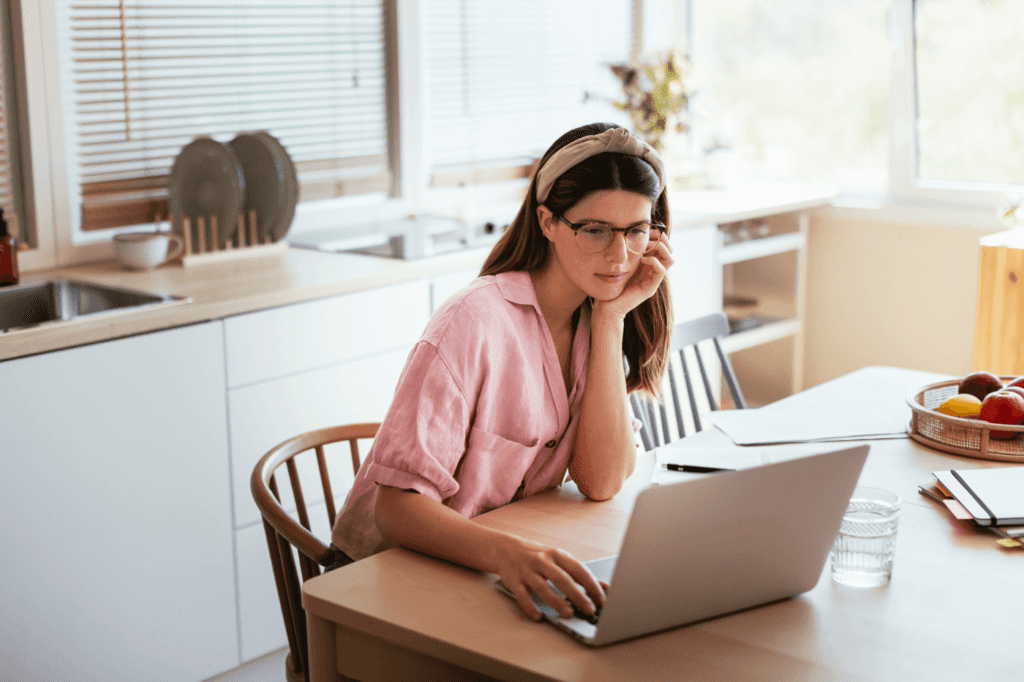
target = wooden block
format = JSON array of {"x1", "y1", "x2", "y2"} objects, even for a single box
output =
[
  {"x1": 182, "y1": 216, "x2": 192, "y2": 255},
  {"x1": 972, "y1": 227, "x2": 1024, "y2": 374},
  {"x1": 197, "y1": 216, "x2": 207, "y2": 254}
]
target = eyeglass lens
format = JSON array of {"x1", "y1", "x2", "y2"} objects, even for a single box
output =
[{"x1": 575, "y1": 224, "x2": 661, "y2": 254}]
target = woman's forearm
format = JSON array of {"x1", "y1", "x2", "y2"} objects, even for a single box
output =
[
  {"x1": 375, "y1": 485, "x2": 512, "y2": 573},
  {"x1": 571, "y1": 308, "x2": 637, "y2": 500}
]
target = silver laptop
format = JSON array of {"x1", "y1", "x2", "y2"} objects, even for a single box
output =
[{"x1": 497, "y1": 445, "x2": 869, "y2": 646}]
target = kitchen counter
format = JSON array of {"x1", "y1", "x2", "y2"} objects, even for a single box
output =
[{"x1": 0, "y1": 245, "x2": 494, "y2": 362}]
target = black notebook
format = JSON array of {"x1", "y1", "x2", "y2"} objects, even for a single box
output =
[{"x1": 933, "y1": 466, "x2": 1024, "y2": 526}]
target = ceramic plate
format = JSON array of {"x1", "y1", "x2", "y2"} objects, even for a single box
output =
[
  {"x1": 167, "y1": 137, "x2": 244, "y2": 250},
  {"x1": 228, "y1": 133, "x2": 288, "y2": 243},
  {"x1": 252, "y1": 131, "x2": 298, "y2": 242}
]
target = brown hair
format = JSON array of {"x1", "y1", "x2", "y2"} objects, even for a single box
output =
[{"x1": 481, "y1": 122, "x2": 672, "y2": 397}]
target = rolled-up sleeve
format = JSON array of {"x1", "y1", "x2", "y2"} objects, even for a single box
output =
[{"x1": 363, "y1": 341, "x2": 471, "y2": 502}]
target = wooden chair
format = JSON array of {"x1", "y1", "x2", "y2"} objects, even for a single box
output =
[
  {"x1": 251, "y1": 422, "x2": 380, "y2": 682},
  {"x1": 631, "y1": 312, "x2": 747, "y2": 449}
]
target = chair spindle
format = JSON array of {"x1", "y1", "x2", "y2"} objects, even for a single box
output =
[
  {"x1": 286, "y1": 459, "x2": 311, "y2": 532},
  {"x1": 316, "y1": 445, "x2": 336, "y2": 527}
]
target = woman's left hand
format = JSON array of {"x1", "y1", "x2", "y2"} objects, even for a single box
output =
[{"x1": 597, "y1": 237, "x2": 674, "y2": 320}]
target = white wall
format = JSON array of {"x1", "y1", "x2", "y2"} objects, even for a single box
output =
[{"x1": 802, "y1": 210, "x2": 1004, "y2": 388}]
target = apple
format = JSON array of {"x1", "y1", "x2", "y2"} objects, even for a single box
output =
[
  {"x1": 1005, "y1": 386, "x2": 1024, "y2": 402},
  {"x1": 1007, "y1": 376, "x2": 1024, "y2": 391},
  {"x1": 958, "y1": 371, "x2": 1004, "y2": 401},
  {"x1": 979, "y1": 391, "x2": 1024, "y2": 439}
]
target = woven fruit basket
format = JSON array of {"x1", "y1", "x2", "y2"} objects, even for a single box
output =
[{"x1": 906, "y1": 377, "x2": 1024, "y2": 462}]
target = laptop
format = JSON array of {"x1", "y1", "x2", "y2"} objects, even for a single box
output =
[{"x1": 496, "y1": 444, "x2": 869, "y2": 646}]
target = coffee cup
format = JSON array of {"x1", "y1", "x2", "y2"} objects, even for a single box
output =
[{"x1": 113, "y1": 232, "x2": 184, "y2": 270}]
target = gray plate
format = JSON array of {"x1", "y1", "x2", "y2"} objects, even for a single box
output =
[
  {"x1": 251, "y1": 131, "x2": 298, "y2": 242},
  {"x1": 168, "y1": 137, "x2": 244, "y2": 251},
  {"x1": 228, "y1": 133, "x2": 288, "y2": 243}
]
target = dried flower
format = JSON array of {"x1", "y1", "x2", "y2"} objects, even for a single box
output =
[{"x1": 609, "y1": 51, "x2": 694, "y2": 151}]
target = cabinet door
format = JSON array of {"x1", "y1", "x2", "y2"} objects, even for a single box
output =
[
  {"x1": 0, "y1": 322, "x2": 238, "y2": 682},
  {"x1": 223, "y1": 280, "x2": 429, "y2": 388},
  {"x1": 667, "y1": 222, "x2": 720, "y2": 324},
  {"x1": 229, "y1": 348, "x2": 409, "y2": 661}
]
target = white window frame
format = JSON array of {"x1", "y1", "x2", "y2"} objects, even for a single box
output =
[{"x1": 887, "y1": 0, "x2": 1020, "y2": 212}]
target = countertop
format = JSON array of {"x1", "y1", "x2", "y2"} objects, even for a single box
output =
[
  {"x1": 0, "y1": 182, "x2": 836, "y2": 363},
  {"x1": 0, "y1": 245, "x2": 494, "y2": 362}
]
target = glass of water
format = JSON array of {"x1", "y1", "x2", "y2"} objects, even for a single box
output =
[{"x1": 830, "y1": 487, "x2": 901, "y2": 588}]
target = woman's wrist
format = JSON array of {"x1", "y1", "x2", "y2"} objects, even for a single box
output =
[{"x1": 590, "y1": 301, "x2": 627, "y2": 330}]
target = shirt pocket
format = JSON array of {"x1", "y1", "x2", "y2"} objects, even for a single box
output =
[{"x1": 452, "y1": 427, "x2": 539, "y2": 516}]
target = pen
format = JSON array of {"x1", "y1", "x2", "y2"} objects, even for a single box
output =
[{"x1": 663, "y1": 463, "x2": 735, "y2": 474}]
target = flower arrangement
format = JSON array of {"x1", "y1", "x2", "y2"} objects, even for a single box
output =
[{"x1": 608, "y1": 51, "x2": 695, "y2": 152}]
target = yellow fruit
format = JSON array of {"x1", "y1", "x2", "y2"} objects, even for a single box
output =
[{"x1": 936, "y1": 393, "x2": 983, "y2": 419}]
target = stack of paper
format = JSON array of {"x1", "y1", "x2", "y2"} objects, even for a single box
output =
[
  {"x1": 706, "y1": 402, "x2": 907, "y2": 445},
  {"x1": 921, "y1": 466, "x2": 1024, "y2": 549}
]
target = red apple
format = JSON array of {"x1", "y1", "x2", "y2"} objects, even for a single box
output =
[
  {"x1": 959, "y1": 371, "x2": 1004, "y2": 401},
  {"x1": 1007, "y1": 376, "x2": 1024, "y2": 391},
  {"x1": 979, "y1": 391, "x2": 1024, "y2": 439}
]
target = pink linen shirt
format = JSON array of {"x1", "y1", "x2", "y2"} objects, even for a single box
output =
[{"x1": 332, "y1": 270, "x2": 600, "y2": 561}]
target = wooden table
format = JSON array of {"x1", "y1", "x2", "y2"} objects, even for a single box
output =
[{"x1": 302, "y1": 367, "x2": 1023, "y2": 682}]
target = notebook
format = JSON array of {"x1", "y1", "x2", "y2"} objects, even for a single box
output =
[
  {"x1": 933, "y1": 466, "x2": 1024, "y2": 526},
  {"x1": 495, "y1": 444, "x2": 870, "y2": 646}
]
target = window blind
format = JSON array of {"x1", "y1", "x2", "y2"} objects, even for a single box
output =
[
  {"x1": 423, "y1": 0, "x2": 631, "y2": 187},
  {"x1": 0, "y1": 5, "x2": 21, "y2": 239},
  {"x1": 63, "y1": 1, "x2": 391, "y2": 232}
]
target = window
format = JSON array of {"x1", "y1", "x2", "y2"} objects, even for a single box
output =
[
  {"x1": 689, "y1": 0, "x2": 890, "y2": 193},
  {"x1": 423, "y1": 0, "x2": 633, "y2": 187},
  {"x1": 55, "y1": 0, "x2": 392, "y2": 235},
  {"x1": 915, "y1": 0, "x2": 1024, "y2": 187},
  {"x1": 688, "y1": 0, "x2": 1022, "y2": 207}
]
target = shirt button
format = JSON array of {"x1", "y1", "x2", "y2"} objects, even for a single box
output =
[{"x1": 545, "y1": 439, "x2": 557, "y2": 448}]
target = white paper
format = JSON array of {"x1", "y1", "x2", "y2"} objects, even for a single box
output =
[{"x1": 705, "y1": 402, "x2": 906, "y2": 446}]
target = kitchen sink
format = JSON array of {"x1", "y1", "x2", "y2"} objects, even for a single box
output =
[{"x1": 0, "y1": 279, "x2": 186, "y2": 332}]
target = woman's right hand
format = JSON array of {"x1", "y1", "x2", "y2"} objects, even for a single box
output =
[
  {"x1": 375, "y1": 485, "x2": 605, "y2": 621},
  {"x1": 491, "y1": 534, "x2": 606, "y2": 621}
]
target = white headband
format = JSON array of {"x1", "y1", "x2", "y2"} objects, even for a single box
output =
[{"x1": 534, "y1": 127, "x2": 665, "y2": 204}]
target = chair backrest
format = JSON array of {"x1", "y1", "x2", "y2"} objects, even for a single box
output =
[
  {"x1": 630, "y1": 312, "x2": 746, "y2": 450},
  {"x1": 251, "y1": 422, "x2": 379, "y2": 682}
]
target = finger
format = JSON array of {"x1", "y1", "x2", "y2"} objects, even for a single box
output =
[
  {"x1": 510, "y1": 583, "x2": 543, "y2": 621},
  {"x1": 554, "y1": 555, "x2": 605, "y2": 608},
  {"x1": 528, "y1": 576, "x2": 577, "y2": 618}
]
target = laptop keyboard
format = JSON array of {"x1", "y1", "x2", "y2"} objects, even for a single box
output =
[{"x1": 571, "y1": 601, "x2": 602, "y2": 625}]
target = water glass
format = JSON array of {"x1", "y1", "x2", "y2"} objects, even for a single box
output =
[{"x1": 830, "y1": 487, "x2": 901, "y2": 588}]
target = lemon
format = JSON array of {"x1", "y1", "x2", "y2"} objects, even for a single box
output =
[{"x1": 936, "y1": 393, "x2": 983, "y2": 418}]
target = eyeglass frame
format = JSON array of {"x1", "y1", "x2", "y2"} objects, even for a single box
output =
[{"x1": 556, "y1": 214, "x2": 666, "y2": 255}]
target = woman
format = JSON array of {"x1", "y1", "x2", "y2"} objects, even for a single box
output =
[{"x1": 330, "y1": 122, "x2": 674, "y2": 621}]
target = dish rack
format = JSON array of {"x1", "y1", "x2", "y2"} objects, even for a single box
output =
[
  {"x1": 176, "y1": 210, "x2": 286, "y2": 267},
  {"x1": 906, "y1": 377, "x2": 1024, "y2": 462}
]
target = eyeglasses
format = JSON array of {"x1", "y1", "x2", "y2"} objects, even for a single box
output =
[{"x1": 557, "y1": 215, "x2": 665, "y2": 255}]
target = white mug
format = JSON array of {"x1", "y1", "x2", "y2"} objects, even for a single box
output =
[{"x1": 113, "y1": 232, "x2": 185, "y2": 270}]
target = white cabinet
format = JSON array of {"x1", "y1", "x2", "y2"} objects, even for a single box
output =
[
  {"x1": 225, "y1": 281, "x2": 430, "y2": 661},
  {"x1": 0, "y1": 322, "x2": 238, "y2": 682}
]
